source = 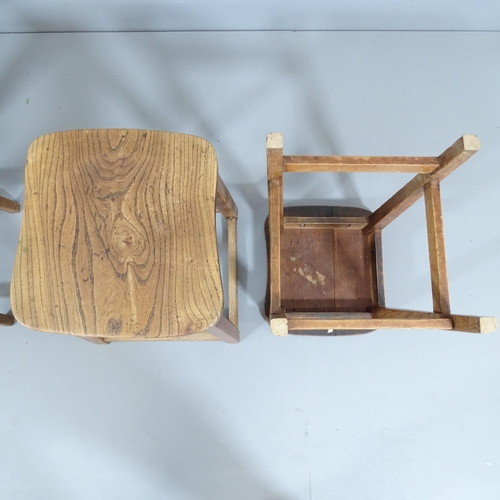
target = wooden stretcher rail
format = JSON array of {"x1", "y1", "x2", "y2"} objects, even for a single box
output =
[
  {"x1": 216, "y1": 174, "x2": 238, "y2": 219},
  {"x1": 373, "y1": 308, "x2": 497, "y2": 333},
  {"x1": 424, "y1": 182, "x2": 450, "y2": 314},
  {"x1": 269, "y1": 309, "x2": 497, "y2": 334},
  {"x1": 364, "y1": 135, "x2": 480, "y2": 233},
  {"x1": 284, "y1": 312, "x2": 453, "y2": 330},
  {"x1": 283, "y1": 216, "x2": 367, "y2": 229},
  {"x1": 283, "y1": 155, "x2": 440, "y2": 173}
]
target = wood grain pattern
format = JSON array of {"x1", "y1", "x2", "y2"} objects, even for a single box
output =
[
  {"x1": 216, "y1": 174, "x2": 238, "y2": 219},
  {"x1": 363, "y1": 174, "x2": 430, "y2": 233},
  {"x1": 12, "y1": 130, "x2": 225, "y2": 339},
  {"x1": 215, "y1": 174, "x2": 238, "y2": 329},
  {"x1": 284, "y1": 155, "x2": 440, "y2": 173},
  {"x1": 279, "y1": 207, "x2": 337, "y2": 315},
  {"x1": 285, "y1": 312, "x2": 453, "y2": 330},
  {"x1": 266, "y1": 206, "x2": 380, "y2": 335},
  {"x1": 373, "y1": 308, "x2": 497, "y2": 334},
  {"x1": 364, "y1": 135, "x2": 480, "y2": 233},
  {"x1": 0, "y1": 195, "x2": 20, "y2": 213},
  {"x1": 434, "y1": 134, "x2": 480, "y2": 182},
  {"x1": 265, "y1": 132, "x2": 494, "y2": 336},
  {"x1": 424, "y1": 181, "x2": 450, "y2": 313},
  {"x1": 283, "y1": 216, "x2": 367, "y2": 229},
  {"x1": 266, "y1": 132, "x2": 284, "y2": 315},
  {"x1": 227, "y1": 216, "x2": 238, "y2": 327},
  {"x1": 333, "y1": 219, "x2": 375, "y2": 312},
  {"x1": 451, "y1": 315, "x2": 497, "y2": 334}
]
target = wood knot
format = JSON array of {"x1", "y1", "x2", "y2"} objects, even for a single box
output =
[
  {"x1": 111, "y1": 216, "x2": 146, "y2": 258},
  {"x1": 107, "y1": 318, "x2": 122, "y2": 335}
]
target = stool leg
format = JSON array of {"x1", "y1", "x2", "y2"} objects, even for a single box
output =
[
  {"x1": 79, "y1": 336, "x2": 110, "y2": 344},
  {"x1": 207, "y1": 315, "x2": 239, "y2": 343},
  {"x1": 0, "y1": 195, "x2": 20, "y2": 214},
  {"x1": 228, "y1": 217, "x2": 238, "y2": 328},
  {"x1": 0, "y1": 313, "x2": 15, "y2": 326}
]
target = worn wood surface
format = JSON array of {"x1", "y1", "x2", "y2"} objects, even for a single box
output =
[
  {"x1": 451, "y1": 315, "x2": 497, "y2": 334},
  {"x1": 283, "y1": 216, "x2": 367, "y2": 230},
  {"x1": 268, "y1": 206, "x2": 378, "y2": 315},
  {"x1": 100, "y1": 331, "x2": 220, "y2": 342},
  {"x1": 434, "y1": 135, "x2": 480, "y2": 182},
  {"x1": 227, "y1": 216, "x2": 238, "y2": 327},
  {"x1": 265, "y1": 133, "x2": 494, "y2": 336},
  {"x1": 12, "y1": 129, "x2": 225, "y2": 339},
  {"x1": 279, "y1": 206, "x2": 337, "y2": 314},
  {"x1": 424, "y1": 181, "x2": 450, "y2": 313},
  {"x1": 0, "y1": 195, "x2": 20, "y2": 213},
  {"x1": 285, "y1": 312, "x2": 453, "y2": 330},
  {"x1": 283, "y1": 155, "x2": 439, "y2": 173},
  {"x1": 265, "y1": 206, "x2": 381, "y2": 335},
  {"x1": 364, "y1": 174, "x2": 430, "y2": 233},
  {"x1": 215, "y1": 173, "x2": 238, "y2": 329},
  {"x1": 372, "y1": 308, "x2": 497, "y2": 334},
  {"x1": 269, "y1": 312, "x2": 288, "y2": 336},
  {"x1": 368, "y1": 230, "x2": 385, "y2": 307},
  {"x1": 364, "y1": 135, "x2": 480, "y2": 233},
  {"x1": 266, "y1": 132, "x2": 284, "y2": 315},
  {"x1": 333, "y1": 214, "x2": 375, "y2": 312},
  {"x1": 371, "y1": 308, "x2": 449, "y2": 320},
  {"x1": 216, "y1": 174, "x2": 238, "y2": 219}
]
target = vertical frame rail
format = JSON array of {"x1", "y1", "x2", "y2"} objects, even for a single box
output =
[
  {"x1": 266, "y1": 133, "x2": 284, "y2": 318},
  {"x1": 424, "y1": 181, "x2": 450, "y2": 313},
  {"x1": 216, "y1": 174, "x2": 239, "y2": 334}
]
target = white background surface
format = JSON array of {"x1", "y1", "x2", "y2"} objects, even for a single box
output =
[{"x1": 1, "y1": 28, "x2": 500, "y2": 500}]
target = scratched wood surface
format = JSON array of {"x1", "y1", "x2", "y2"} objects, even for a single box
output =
[
  {"x1": 11, "y1": 129, "x2": 223, "y2": 339},
  {"x1": 265, "y1": 206, "x2": 382, "y2": 335}
]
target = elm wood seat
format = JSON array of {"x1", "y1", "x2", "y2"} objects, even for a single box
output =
[
  {"x1": 0, "y1": 194, "x2": 20, "y2": 327},
  {"x1": 11, "y1": 130, "x2": 239, "y2": 343},
  {"x1": 265, "y1": 132, "x2": 497, "y2": 336}
]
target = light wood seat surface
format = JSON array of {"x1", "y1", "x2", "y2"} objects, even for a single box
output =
[{"x1": 11, "y1": 129, "x2": 239, "y2": 342}]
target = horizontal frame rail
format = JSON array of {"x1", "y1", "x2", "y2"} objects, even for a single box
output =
[
  {"x1": 283, "y1": 155, "x2": 440, "y2": 173},
  {"x1": 373, "y1": 308, "x2": 497, "y2": 334},
  {"x1": 284, "y1": 312, "x2": 453, "y2": 330},
  {"x1": 283, "y1": 216, "x2": 367, "y2": 229},
  {"x1": 269, "y1": 309, "x2": 497, "y2": 334},
  {"x1": 364, "y1": 135, "x2": 480, "y2": 233}
]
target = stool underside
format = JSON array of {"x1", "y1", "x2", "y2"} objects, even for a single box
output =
[{"x1": 266, "y1": 206, "x2": 384, "y2": 336}]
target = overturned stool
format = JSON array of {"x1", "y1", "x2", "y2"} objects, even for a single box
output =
[{"x1": 265, "y1": 132, "x2": 496, "y2": 336}]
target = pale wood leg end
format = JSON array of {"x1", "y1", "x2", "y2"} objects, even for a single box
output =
[{"x1": 270, "y1": 315, "x2": 288, "y2": 336}]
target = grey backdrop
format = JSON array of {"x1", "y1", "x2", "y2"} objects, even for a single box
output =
[
  {"x1": 1, "y1": 0, "x2": 500, "y2": 32},
  {"x1": 0, "y1": 27, "x2": 499, "y2": 500}
]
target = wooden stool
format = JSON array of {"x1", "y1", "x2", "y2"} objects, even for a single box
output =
[
  {"x1": 265, "y1": 132, "x2": 497, "y2": 336},
  {"x1": 0, "y1": 194, "x2": 20, "y2": 327},
  {"x1": 11, "y1": 130, "x2": 239, "y2": 343}
]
